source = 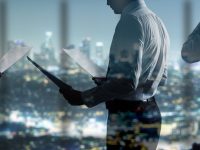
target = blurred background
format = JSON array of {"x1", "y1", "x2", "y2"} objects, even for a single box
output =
[{"x1": 0, "y1": 0, "x2": 200, "y2": 149}]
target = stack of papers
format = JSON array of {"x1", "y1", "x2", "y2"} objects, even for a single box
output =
[
  {"x1": 63, "y1": 49, "x2": 107, "y2": 77},
  {"x1": 0, "y1": 46, "x2": 31, "y2": 73},
  {"x1": 27, "y1": 48, "x2": 107, "y2": 89}
]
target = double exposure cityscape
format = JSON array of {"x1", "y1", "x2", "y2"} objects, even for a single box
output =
[{"x1": 1, "y1": 0, "x2": 200, "y2": 150}]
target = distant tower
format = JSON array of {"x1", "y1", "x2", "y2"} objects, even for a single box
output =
[
  {"x1": 95, "y1": 42, "x2": 105, "y2": 66},
  {"x1": 59, "y1": 0, "x2": 71, "y2": 69},
  {"x1": 0, "y1": 0, "x2": 7, "y2": 57},
  {"x1": 34, "y1": 32, "x2": 57, "y2": 67},
  {"x1": 41, "y1": 32, "x2": 56, "y2": 64},
  {"x1": 80, "y1": 37, "x2": 91, "y2": 58}
]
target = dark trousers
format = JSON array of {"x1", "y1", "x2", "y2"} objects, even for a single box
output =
[{"x1": 106, "y1": 97, "x2": 161, "y2": 150}]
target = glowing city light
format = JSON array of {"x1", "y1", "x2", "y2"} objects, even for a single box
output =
[
  {"x1": 96, "y1": 42, "x2": 104, "y2": 47},
  {"x1": 45, "y1": 31, "x2": 53, "y2": 37}
]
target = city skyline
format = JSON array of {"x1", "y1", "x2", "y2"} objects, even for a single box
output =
[
  {"x1": 1, "y1": 1, "x2": 200, "y2": 149},
  {"x1": 4, "y1": 0, "x2": 200, "y2": 63},
  {"x1": 1, "y1": 58, "x2": 200, "y2": 149}
]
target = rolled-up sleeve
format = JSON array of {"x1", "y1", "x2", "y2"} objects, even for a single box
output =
[
  {"x1": 82, "y1": 15, "x2": 144, "y2": 107},
  {"x1": 182, "y1": 22, "x2": 200, "y2": 63},
  {"x1": 107, "y1": 15, "x2": 144, "y2": 89}
]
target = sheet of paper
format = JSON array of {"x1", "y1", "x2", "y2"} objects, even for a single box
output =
[
  {"x1": 27, "y1": 56, "x2": 71, "y2": 89},
  {"x1": 0, "y1": 46, "x2": 31, "y2": 73},
  {"x1": 63, "y1": 49, "x2": 107, "y2": 77}
]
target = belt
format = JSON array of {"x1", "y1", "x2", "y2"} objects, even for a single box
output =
[{"x1": 106, "y1": 97, "x2": 155, "y2": 113}]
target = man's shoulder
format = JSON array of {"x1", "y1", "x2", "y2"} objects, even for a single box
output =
[
  {"x1": 119, "y1": 14, "x2": 142, "y2": 30},
  {"x1": 125, "y1": 6, "x2": 154, "y2": 19},
  {"x1": 120, "y1": 9, "x2": 151, "y2": 28}
]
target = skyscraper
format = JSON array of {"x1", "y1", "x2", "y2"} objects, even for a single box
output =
[
  {"x1": 80, "y1": 37, "x2": 91, "y2": 58},
  {"x1": 34, "y1": 32, "x2": 57, "y2": 67},
  {"x1": 95, "y1": 42, "x2": 105, "y2": 67}
]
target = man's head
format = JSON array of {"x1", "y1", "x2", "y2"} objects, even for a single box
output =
[{"x1": 107, "y1": 0, "x2": 137, "y2": 14}]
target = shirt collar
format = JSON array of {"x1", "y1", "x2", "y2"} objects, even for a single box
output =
[{"x1": 122, "y1": 0, "x2": 146, "y2": 14}]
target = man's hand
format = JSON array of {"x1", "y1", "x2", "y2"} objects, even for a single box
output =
[
  {"x1": 59, "y1": 87, "x2": 84, "y2": 106},
  {"x1": 92, "y1": 77, "x2": 107, "y2": 86}
]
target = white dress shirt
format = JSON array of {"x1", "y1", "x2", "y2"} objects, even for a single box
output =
[
  {"x1": 82, "y1": 0, "x2": 170, "y2": 107},
  {"x1": 182, "y1": 22, "x2": 200, "y2": 63}
]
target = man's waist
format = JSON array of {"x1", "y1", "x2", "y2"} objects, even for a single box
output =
[{"x1": 106, "y1": 97, "x2": 155, "y2": 112}]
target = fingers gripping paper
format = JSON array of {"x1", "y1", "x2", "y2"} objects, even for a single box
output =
[
  {"x1": 63, "y1": 49, "x2": 107, "y2": 77},
  {"x1": 0, "y1": 46, "x2": 31, "y2": 73}
]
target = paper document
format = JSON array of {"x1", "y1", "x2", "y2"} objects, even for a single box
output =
[
  {"x1": 63, "y1": 49, "x2": 107, "y2": 77},
  {"x1": 27, "y1": 57, "x2": 72, "y2": 90},
  {"x1": 0, "y1": 46, "x2": 31, "y2": 73}
]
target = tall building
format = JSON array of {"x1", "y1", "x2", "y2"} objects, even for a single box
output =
[
  {"x1": 34, "y1": 32, "x2": 57, "y2": 67},
  {"x1": 80, "y1": 37, "x2": 91, "y2": 58},
  {"x1": 0, "y1": 0, "x2": 7, "y2": 57},
  {"x1": 95, "y1": 42, "x2": 105, "y2": 67}
]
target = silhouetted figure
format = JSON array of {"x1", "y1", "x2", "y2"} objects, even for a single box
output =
[
  {"x1": 59, "y1": 0, "x2": 169, "y2": 149},
  {"x1": 182, "y1": 22, "x2": 200, "y2": 63}
]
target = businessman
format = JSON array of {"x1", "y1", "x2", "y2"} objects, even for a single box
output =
[
  {"x1": 182, "y1": 22, "x2": 200, "y2": 63},
  {"x1": 59, "y1": 0, "x2": 169, "y2": 149}
]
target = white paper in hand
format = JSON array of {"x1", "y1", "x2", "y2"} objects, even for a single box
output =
[
  {"x1": 0, "y1": 46, "x2": 31, "y2": 73},
  {"x1": 63, "y1": 49, "x2": 106, "y2": 77}
]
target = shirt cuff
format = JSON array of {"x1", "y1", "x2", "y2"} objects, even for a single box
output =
[
  {"x1": 81, "y1": 89, "x2": 97, "y2": 108},
  {"x1": 81, "y1": 86, "x2": 109, "y2": 108}
]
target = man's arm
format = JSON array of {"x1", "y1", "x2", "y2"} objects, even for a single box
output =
[
  {"x1": 59, "y1": 87, "x2": 84, "y2": 106},
  {"x1": 81, "y1": 78, "x2": 134, "y2": 107},
  {"x1": 60, "y1": 15, "x2": 144, "y2": 108},
  {"x1": 81, "y1": 15, "x2": 144, "y2": 107},
  {"x1": 182, "y1": 22, "x2": 200, "y2": 63},
  {"x1": 59, "y1": 78, "x2": 134, "y2": 107},
  {"x1": 92, "y1": 77, "x2": 107, "y2": 86}
]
